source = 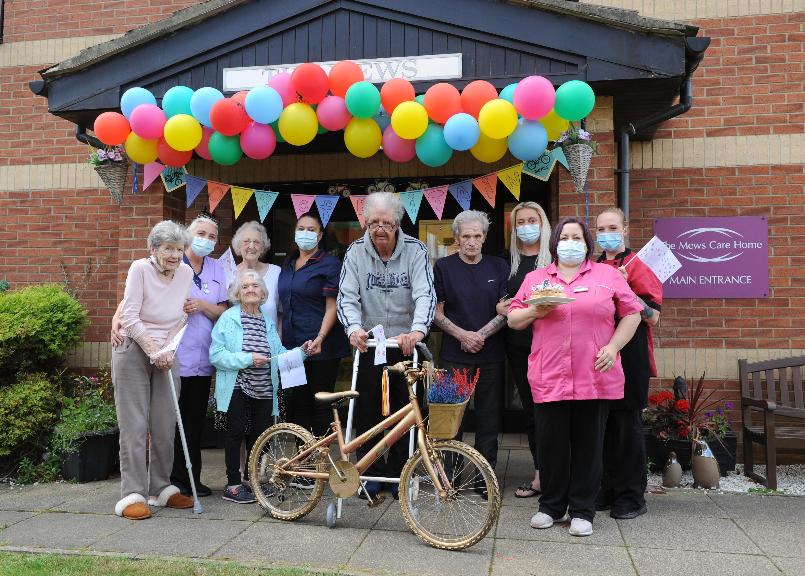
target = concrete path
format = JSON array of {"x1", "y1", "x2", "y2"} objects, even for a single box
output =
[{"x1": 0, "y1": 448, "x2": 803, "y2": 576}]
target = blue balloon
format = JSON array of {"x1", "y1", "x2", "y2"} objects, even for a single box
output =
[
  {"x1": 161, "y1": 86, "x2": 194, "y2": 118},
  {"x1": 373, "y1": 106, "x2": 390, "y2": 132},
  {"x1": 121, "y1": 87, "x2": 156, "y2": 119},
  {"x1": 245, "y1": 86, "x2": 283, "y2": 124},
  {"x1": 416, "y1": 125, "x2": 453, "y2": 168},
  {"x1": 507, "y1": 119, "x2": 549, "y2": 161},
  {"x1": 500, "y1": 83, "x2": 518, "y2": 104},
  {"x1": 443, "y1": 113, "x2": 480, "y2": 151},
  {"x1": 189, "y1": 87, "x2": 224, "y2": 128}
]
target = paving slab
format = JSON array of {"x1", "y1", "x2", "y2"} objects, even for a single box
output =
[
  {"x1": 373, "y1": 500, "x2": 413, "y2": 532},
  {"x1": 709, "y1": 493, "x2": 805, "y2": 523},
  {"x1": 644, "y1": 490, "x2": 728, "y2": 518},
  {"x1": 0, "y1": 511, "x2": 36, "y2": 529},
  {"x1": 619, "y1": 515, "x2": 762, "y2": 554},
  {"x1": 0, "y1": 483, "x2": 97, "y2": 512},
  {"x1": 52, "y1": 484, "x2": 123, "y2": 515},
  {"x1": 0, "y1": 511, "x2": 128, "y2": 550},
  {"x1": 734, "y1": 519, "x2": 805, "y2": 559},
  {"x1": 773, "y1": 556, "x2": 805, "y2": 576},
  {"x1": 491, "y1": 538, "x2": 635, "y2": 576},
  {"x1": 155, "y1": 495, "x2": 268, "y2": 522},
  {"x1": 630, "y1": 548, "x2": 783, "y2": 576},
  {"x1": 494, "y1": 505, "x2": 624, "y2": 546}
]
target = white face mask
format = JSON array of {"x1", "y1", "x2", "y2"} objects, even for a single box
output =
[
  {"x1": 191, "y1": 236, "x2": 216, "y2": 257},
  {"x1": 557, "y1": 240, "x2": 587, "y2": 266}
]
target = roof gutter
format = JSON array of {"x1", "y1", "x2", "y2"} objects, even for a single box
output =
[{"x1": 75, "y1": 124, "x2": 104, "y2": 149}]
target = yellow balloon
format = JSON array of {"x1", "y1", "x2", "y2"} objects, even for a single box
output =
[
  {"x1": 478, "y1": 99, "x2": 518, "y2": 139},
  {"x1": 163, "y1": 114, "x2": 202, "y2": 151},
  {"x1": 470, "y1": 132, "x2": 508, "y2": 163},
  {"x1": 344, "y1": 117, "x2": 382, "y2": 158},
  {"x1": 540, "y1": 108, "x2": 570, "y2": 141},
  {"x1": 391, "y1": 101, "x2": 428, "y2": 140},
  {"x1": 278, "y1": 103, "x2": 318, "y2": 146},
  {"x1": 124, "y1": 132, "x2": 158, "y2": 164}
]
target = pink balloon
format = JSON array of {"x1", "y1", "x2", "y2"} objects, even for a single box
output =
[
  {"x1": 513, "y1": 76, "x2": 556, "y2": 121},
  {"x1": 316, "y1": 95, "x2": 352, "y2": 131},
  {"x1": 194, "y1": 127, "x2": 214, "y2": 160},
  {"x1": 129, "y1": 104, "x2": 167, "y2": 140},
  {"x1": 382, "y1": 125, "x2": 416, "y2": 162},
  {"x1": 268, "y1": 73, "x2": 296, "y2": 107},
  {"x1": 240, "y1": 122, "x2": 277, "y2": 160}
]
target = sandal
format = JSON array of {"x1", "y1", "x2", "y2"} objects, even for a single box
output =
[{"x1": 514, "y1": 482, "x2": 541, "y2": 498}]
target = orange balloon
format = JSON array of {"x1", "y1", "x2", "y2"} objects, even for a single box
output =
[
  {"x1": 231, "y1": 91, "x2": 248, "y2": 106},
  {"x1": 461, "y1": 80, "x2": 498, "y2": 119},
  {"x1": 381, "y1": 78, "x2": 415, "y2": 114},
  {"x1": 94, "y1": 112, "x2": 131, "y2": 146},
  {"x1": 157, "y1": 138, "x2": 193, "y2": 167},
  {"x1": 424, "y1": 83, "x2": 462, "y2": 124},
  {"x1": 329, "y1": 61, "x2": 365, "y2": 98}
]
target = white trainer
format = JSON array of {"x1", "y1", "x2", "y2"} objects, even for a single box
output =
[
  {"x1": 569, "y1": 517, "x2": 593, "y2": 536},
  {"x1": 530, "y1": 512, "x2": 570, "y2": 529}
]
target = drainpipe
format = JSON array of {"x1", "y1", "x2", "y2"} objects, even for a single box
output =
[{"x1": 75, "y1": 124, "x2": 105, "y2": 149}]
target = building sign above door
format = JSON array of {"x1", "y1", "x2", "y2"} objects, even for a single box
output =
[{"x1": 223, "y1": 53, "x2": 463, "y2": 92}]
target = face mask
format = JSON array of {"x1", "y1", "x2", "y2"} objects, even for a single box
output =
[
  {"x1": 557, "y1": 240, "x2": 587, "y2": 266},
  {"x1": 295, "y1": 230, "x2": 319, "y2": 251},
  {"x1": 596, "y1": 232, "x2": 623, "y2": 252},
  {"x1": 190, "y1": 237, "x2": 215, "y2": 257},
  {"x1": 516, "y1": 224, "x2": 541, "y2": 246}
]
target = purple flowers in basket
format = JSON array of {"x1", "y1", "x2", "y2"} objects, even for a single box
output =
[{"x1": 427, "y1": 368, "x2": 480, "y2": 404}]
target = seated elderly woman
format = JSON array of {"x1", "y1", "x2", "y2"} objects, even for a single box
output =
[
  {"x1": 113, "y1": 220, "x2": 195, "y2": 520},
  {"x1": 210, "y1": 269, "x2": 312, "y2": 504}
]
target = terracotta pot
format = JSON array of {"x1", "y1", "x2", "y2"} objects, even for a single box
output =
[{"x1": 691, "y1": 440, "x2": 721, "y2": 489}]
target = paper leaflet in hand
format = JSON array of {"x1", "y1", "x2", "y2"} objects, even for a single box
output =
[
  {"x1": 153, "y1": 325, "x2": 188, "y2": 359},
  {"x1": 278, "y1": 348, "x2": 307, "y2": 389},
  {"x1": 369, "y1": 324, "x2": 387, "y2": 365},
  {"x1": 219, "y1": 247, "x2": 238, "y2": 289},
  {"x1": 628, "y1": 236, "x2": 682, "y2": 284}
]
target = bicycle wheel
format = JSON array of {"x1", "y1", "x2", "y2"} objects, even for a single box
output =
[
  {"x1": 398, "y1": 439, "x2": 500, "y2": 550},
  {"x1": 248, "y1": 423, "x2": 325, "y2": 520}
]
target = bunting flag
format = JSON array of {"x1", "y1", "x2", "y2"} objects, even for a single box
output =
[
  {"x1": 523, "y1": 148, "x2": 568, "y2": 181},
  {"x1": 423, "y1": 185, "x2": 448, "y2": 220},
  {"x1": 143, "y1": 162, "x2": 163, "y2": 191},
  {"x1": 399, "y1": 190, "x2": 424, "y2": 223},
  {"x1": 231, "y1": 186, "x2": 255, "y2": 219},
  {"x1": 255, "y1": 190, "x2": 279, "y2": 223},
  {"x1": 448, "y1": 180, "x2": 473, "y2": 211},
  {"x1": 291, "y1": 194, "x2": 316, "y2": 218},
  {"x1": 554, "y1": 147, "x2": 569, "y2": 170},
  {"x1": 185, "y1": 176, "x2": 207, "y2": 208},
  {"x1": 350, "y1": 195, "x2": 368, "y2": 228},
  {"x1": 473, "y1": 174, "x2": 498, "y2": 208},
  {"x1": 207, "y1": 181, "x2": 230, "y2": 213},
  {"x1": 315, "y1": 195, "x2": 340, "y2": 227},
  {"x1": 497, "y1": 163, "x2": 523, "y2": 200},
  {"x1": 161, "y1": 166, "x2": 187, "y2": 193}
]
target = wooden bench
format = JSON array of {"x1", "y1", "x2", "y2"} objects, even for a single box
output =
[{"x1": 739, "y1": 355, "x2": 805, "y2": 490}]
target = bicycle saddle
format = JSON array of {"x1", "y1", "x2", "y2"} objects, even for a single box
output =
[{"x1": 314, "y1": 390, "x2": 360, "y2": 404}]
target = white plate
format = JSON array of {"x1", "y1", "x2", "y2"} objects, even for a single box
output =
[{"x1": 523, "y1": 296, "x2": 576, "y2": 306}]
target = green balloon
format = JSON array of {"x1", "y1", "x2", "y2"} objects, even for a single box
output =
[
  {"x1": 416, "y1": 124, "x2": 453, "y2": 167},
  {"x1": 554, "y1": 80, "x2": 595, "y2": 121},
  {"x1": 270, "y1": 120, "x2": 285, "y2": 143},
  {"x1": 345, "y1": 81, "x2": 381, "y2": 119},
  {"x1": 415, "y1": 94, "x2": 425, "y2": 106},
  {"x1": 208, "y1": 132, "x2": 242, "y2": 166}
]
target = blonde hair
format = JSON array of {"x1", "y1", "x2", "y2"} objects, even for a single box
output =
[
  {"x1": 597, "y1": 206, "x2": 627, "y2": 225},
  {"x1": 508, "y1": 202, "x2": 552, "y2": 278}
]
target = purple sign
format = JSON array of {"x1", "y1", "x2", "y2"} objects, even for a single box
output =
[{"x1": 653, "y1": 217, "x2": 768, "y2": 298}]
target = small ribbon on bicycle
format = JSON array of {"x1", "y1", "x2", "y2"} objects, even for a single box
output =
[{"x1": 381, "y1": 367, "x2": 391, "y2": 417}]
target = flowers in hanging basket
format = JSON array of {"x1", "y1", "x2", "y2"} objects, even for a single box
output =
[
  {"x1": 89, "y1": 145, "x2": 126, "y2": 166},
  {"x1": 556, "y1": 123, "x2": 597, "y2": 153},
  {"x1": 427, "y1": 368, "x2": 480, "y2": 404}
]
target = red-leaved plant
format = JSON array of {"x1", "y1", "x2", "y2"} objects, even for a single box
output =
[{"x1": 645, "y1": 373, "x2": 725, "y2": 442}]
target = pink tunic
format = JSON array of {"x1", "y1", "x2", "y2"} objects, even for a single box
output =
[{"x1": 509, "y1": 260, "x2": 642, "y2": 404}]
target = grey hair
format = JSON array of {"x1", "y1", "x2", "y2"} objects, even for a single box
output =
[
  {"x1": 364, "y1": 191, "x2": 404, "y2": 225},
  {"x1": 228, "y1": 269, "x2": 268, "y2": 306},
  {"x1": 147, "y1": 220, "x2": 190, "y2": 251},
  {"x1": 452, "y1": 210, "x2": 490, "y2": 237},
  {"x1": 231, "y1": 221, "x2": 270, "y2": 257},
  {"x1": 187, "y1": 215, "x2": 219, "y2": 236},
  {"x1": 508, "y1": 201, "x2": 552, "y2": 278}
]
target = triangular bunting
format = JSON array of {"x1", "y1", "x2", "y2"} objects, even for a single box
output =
[
  {"x1": 291, "y1": 194, "x2": 316, "y2": 219},
  {"x1": 497, "y1": 164, "x2": 523, "y2": 200},
  {"x1": 185, "y1": 176, "x2": 207, "y2": 208},
  {"x1": 230, "y1": 186, "x2": 255, "y2": 219},
  {"x1": 399, "y1": 190, "x2": 424, "y2": 223},
  {"x1": 315, "y1": 195, "x2": 340, "y2": 227},
  {"x1": 350, "y1": 195, "x2": 368, "y2": 228},
  {"x1": 473, "y1": 174, "x2": 498, "y2": 208},
  {"x1": 161, "y1": 166, "x2": 187, "y2": 193},
  {"x1": 523, "y1": 151, "x2": 558, "y2": 181},
  {"x1": 254, "y1": 190, "x2": 279, "y2": 223},
  {"x1": 423, "y1": 185, "x2": 448, "y2": 220},
  {"x1": 207, "y1": 181, "x2": 230, "y2": 213},
  {"x1": 554, "y1": 147, "x2": 569, "y2": 170},
  {"x1": 448, "y1": 180, "x2": 473, "y2": 211},
  {"x1": 143, "y1": 162, "x2": 163, "y2": 191}
]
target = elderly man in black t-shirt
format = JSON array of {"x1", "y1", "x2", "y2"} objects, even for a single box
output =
[{"x1": 433, "y1": 210, "x2": 510, "y2": 491}]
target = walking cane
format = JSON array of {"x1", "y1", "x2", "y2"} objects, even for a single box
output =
[{"x1": 166, "y1": 368, "x2": 203, "y2": 514}]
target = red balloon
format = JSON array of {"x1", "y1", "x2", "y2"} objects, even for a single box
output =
[
  {"x1": 424, "y1": 83, "x2": 462, "y2": 124},
  {"x1": 329, "y1": 61, "x2": 365, "y2": 98},
  {"x1": 461, "y1": 80, "x2": 498, "y2": 119},
  {"x1": 381, "y1": 78, "x2": 415, "y2": 114},
  {"x1": 157, "y1": 138, "x2": 193, "y2": 167},
  {"x1": 292, "y1": 63, "x2": 329, "y2": 104},
  {"x1": 195, "y1": 127, "x2": 214, "y2": 160},
  {"x1": 231, "y1": 90, "x2": 249, "y2": 107},
  {"x1": 209, "y1": 98, "x2": 249, "y2": 136},
  {"x1": 94, "y1": 111, "x2": 130, "y2": 146}
]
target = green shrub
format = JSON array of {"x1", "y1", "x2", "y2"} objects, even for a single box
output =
[
  {"x1": 0, "y1": 373, "x2": 61, "y2": 458},
  {"x1": 16, "y1": 454, "x2": 60, "y2": 484},
  {"x1": 51, "y1": 389, "x2": 117, "y2": 457}
]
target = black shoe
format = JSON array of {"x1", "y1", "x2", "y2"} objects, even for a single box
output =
[
  {"x1": 179, "y1": 482, "x2": 212, "y2": 498},
  {"x1": 610, "y1": 504, "x2": 647, "y2": 520},
  {"x1": 595, "y1": 500, "x2": 612, "y2": 512},
  {"x1": 357, "y1": 481, "x2": 382, "y2": 500}
]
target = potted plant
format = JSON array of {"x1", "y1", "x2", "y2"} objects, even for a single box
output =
[
  {"x1": 557, "y1": 123, "x2": 596, "y2": 194},
  {"x1": 701, "y1": 402, "x2": 737, "y2": 476},
  {"x1": 89, "y1": 145, "x2": 128, "y2": 205},
  {"x1": 643, "y1": 389, "x2": 693, "y2": 470}
]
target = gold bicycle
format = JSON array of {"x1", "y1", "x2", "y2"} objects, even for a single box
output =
[{"x1": 247, "y1": 357, "x2": 501, "y2": 550}]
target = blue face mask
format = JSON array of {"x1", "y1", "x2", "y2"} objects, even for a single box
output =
[
  {"x1": 516, "y1": 224, "x2": 541, "y2": 246},
  {"x1": 557, "y1": 240, "x2": 587, "y2": 266},
  {"x1": 190, "y1": 236, "x2": 215, "y2": 257},
  {"x1": 295, "y1": 230, "x2": 319, "y2": 251},
  {"x1": 596, "y1": 232, "x2": 623, "y2": 252}
]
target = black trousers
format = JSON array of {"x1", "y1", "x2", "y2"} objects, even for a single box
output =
[
  {"x1": 170, "y1": 375, "x2": 212, "y2": 490},
  {"x1": 599, "y1": 408, "x2": 647, "y2": 514},
  {"x1": 283, "y1": 358, "x2": 344, "y2": 437},
  {"x1": 224, "y1": 388, "x2": 272, "y2": 486},
  {"x1": 442, "y1": 360, "x2": 503, "y2": 469},
  {"x1": 506, "y1": 344, "x2": 539, "y2": 469},
  {"x1": 536, "y1": 399, "x2": 609, "y2": 523}
]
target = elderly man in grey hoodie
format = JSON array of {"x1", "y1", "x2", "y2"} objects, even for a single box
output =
[{"x1": 337, "y1": 191, "x2": 436, "y2": 501}]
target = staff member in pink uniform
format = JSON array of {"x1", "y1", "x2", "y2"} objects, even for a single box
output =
[{"x1": 508, "y1": 217, "x2": 642, "y2": 537}]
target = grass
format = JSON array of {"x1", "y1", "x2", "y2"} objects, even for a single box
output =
[
  {"x1": 747, "y1": 486, "x2": 786, "y2": 495},
  {"x1": 0, "y1": 552, "x2": 346, "y2": 576}
]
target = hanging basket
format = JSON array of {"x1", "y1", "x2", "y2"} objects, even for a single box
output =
[
  {"x1": 94, "y1": 161, "x2": 129, "y2": 205},
  {"x1": 562, "y1": 143, "x2": 593, "y2": 194}
]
